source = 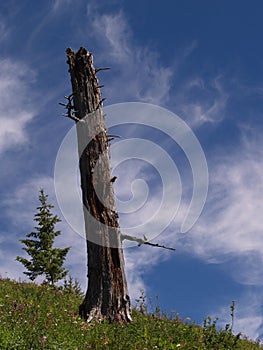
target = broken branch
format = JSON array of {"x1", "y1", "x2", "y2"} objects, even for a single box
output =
[
  {"x1": 95, "y1": 67, "x2": 110, "y2": 73},
  {"x1": 121, "y1": 233, "x2": 176, "y2": 251}
]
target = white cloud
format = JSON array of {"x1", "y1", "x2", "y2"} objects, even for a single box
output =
[
  {"x1": 157, "y1": 131, "x2": 263, "y2": 338},
  {"x1": 0, "y1": 58, "x2": 37, "y2": 154},
  {"x1": 125, "y1": 252, "x2": 146, "y2": 301},
  {"x1": 83, "y1": 6, "x2": 228, "y2": 127},
  {"x1": 179, "y1": 133, "x2": 263, "y2": 266},
  {"x1": 88, "y1": 10, "x2": 174, "y2": 105},
  {"x1": 174, "y1": 75, "x2": 229, "y2": 127},
  {"x1": 87, "y1": 8, "x2": 228, "y2": 126},
  {"x1": 3, "y1": 176, "x2": 55, "y2": 228},
  {"x1": 93, "y1": 12, "x2": 132, "y2": 63},
  {"x1": 124, "y1": 243, "x2": 171, "y2": 302}
]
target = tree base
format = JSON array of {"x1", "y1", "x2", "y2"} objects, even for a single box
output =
[{"x1": 79, "y1": 297, "x2": 132, "y2": 323}]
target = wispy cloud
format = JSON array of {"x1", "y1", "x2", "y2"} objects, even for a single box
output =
[
  {"x1": 51, "y1": 0, "x2": 73, "y2": 13},
  {"x1": 0, "y1": 17, "x2": 8, "y2": 42},
  {"x1": 84, "y1": 5, "x2": 229, "y2": 127},
  {"x1": 87, "y1": 10, "x2": 174, "y2": 105},
  {"x1": 3, "y1": 176, "x2": 55, "y2": 227},
  {"x1": 161, "y1": 131, "x2": 263, "y2": 338},
  {"x1": 174, "y1": 75, "x2": 229, "y2": 127},
  {"x1": 0, "y1": 58, "x2": 37, "y2": 154},
  {"x1": 180, "y1": 132, "x2": 263, "y2": 264},
  {"x1": 124, "y1": 242, "x2": 171, "y2": 302}
]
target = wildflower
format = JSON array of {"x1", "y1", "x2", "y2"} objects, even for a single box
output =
[
  {"x1": 19, "y1": 304, "x2": 25, "y2": 313},
  {"x1": 40, "y1": 335, "x2": 47, "y2": 346}
]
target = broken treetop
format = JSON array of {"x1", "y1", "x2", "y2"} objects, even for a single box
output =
[{"x1": 66, "y1": 47, "x2": 108, "y2": 118}]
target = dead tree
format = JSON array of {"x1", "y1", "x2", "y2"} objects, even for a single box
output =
[{"x1": 65, "y1": 47, "x2": 132, "y2": 323}]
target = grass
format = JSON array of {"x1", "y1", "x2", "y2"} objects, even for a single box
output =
[{"x1": 0, "y1": 278, "x2": 262, "y2": 349}]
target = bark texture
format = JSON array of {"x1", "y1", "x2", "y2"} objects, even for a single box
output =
[{"x1": 66, "y1": 47, "x2": 131, "y2": 322}]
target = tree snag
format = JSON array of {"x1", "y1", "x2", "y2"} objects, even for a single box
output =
[{"x1": 66, "y1": 47, "x2": 132, "y2": 323}]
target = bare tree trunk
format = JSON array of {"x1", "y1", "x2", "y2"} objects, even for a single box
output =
[{"x1": 66, "y1": 47, "x2": 132, "y2": 322}]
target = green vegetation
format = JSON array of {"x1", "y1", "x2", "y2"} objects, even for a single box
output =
[
  {"x1": 0, "y1": 278, "x2": 262, "y2": 349},
  {"x1": 16, "y1": 189, "x2": 70, "y2": 285}
]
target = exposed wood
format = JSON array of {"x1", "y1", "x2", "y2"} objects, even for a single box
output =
[{"x1": 66, "y1": 47, "x2": 132, "y2": 323}]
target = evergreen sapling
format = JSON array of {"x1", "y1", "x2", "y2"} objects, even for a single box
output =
[{"x1": 16, "y1": 189, "x2": 70, "y2": 284}]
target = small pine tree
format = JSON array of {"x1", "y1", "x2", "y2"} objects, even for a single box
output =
[
  {"x1": 16, "y1": 189, "x2": 70, "y2": 285},
  {"x1": 63, "y1": 275, "x2": 84, "y2": 297}
]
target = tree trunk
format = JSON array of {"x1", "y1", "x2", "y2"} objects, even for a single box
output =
[{"x1": 66, "y1": 47, "x2": 132, "y2": 322}]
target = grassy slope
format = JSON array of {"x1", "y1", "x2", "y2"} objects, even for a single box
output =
[{"x1": 0, "y1": 278, "x2": 262, "y2": 350}]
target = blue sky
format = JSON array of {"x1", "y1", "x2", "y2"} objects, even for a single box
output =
[{"x1": 1, "y1": 0, "x2": 263, "y2": 341}]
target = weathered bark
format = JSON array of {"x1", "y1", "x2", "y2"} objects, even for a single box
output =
[{"x1": 66, "y1": 47, "x2": 132, "y2": 322}]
